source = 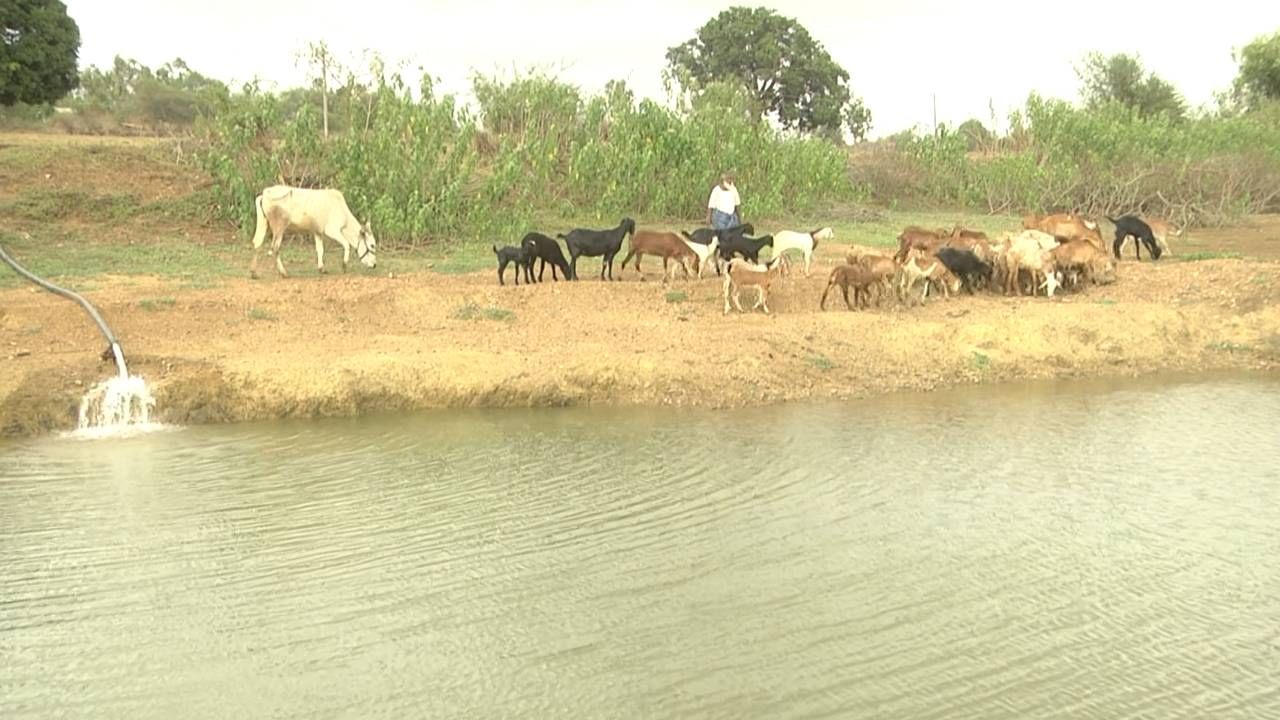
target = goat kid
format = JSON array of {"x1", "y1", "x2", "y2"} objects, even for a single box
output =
[
  {"x1": 722, "y1": 257, "x2": 785, "y2": 315},
  {"x1": 492, "y1": 243, "x2": 532, "y2": 286},
  {"x1": 821, "y1": 263, "x2": 879, "y2": 310}
]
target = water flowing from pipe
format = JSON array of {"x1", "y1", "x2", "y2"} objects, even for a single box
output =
[{"x1": 1, "y1": 242, "x2": 160, "y2": 434}]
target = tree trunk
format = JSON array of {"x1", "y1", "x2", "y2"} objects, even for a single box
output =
[{"x1": 321, "y1": 53, "x2": 330, "y2": 140}]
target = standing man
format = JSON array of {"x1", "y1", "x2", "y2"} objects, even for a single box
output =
[{"x1": 706, "y1": 172, "x2": 742, "y2": 230}]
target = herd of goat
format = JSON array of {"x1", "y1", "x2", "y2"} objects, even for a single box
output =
[{"x1": 492, "y1": 211, "x2": 1178, "y2": 314}]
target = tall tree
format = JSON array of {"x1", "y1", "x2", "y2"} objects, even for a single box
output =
[
  {"x1": 1231, "y1": 30, "x2": 1280, "y2": 109},
  {"x1": 0, "y1": 0, "x2": 80, "y2": 106},
  {"x1": 296, "y1": 41, "x2": 339, "y2": 138},
  {"x1": 1076, "y1": 52, "x2": 1186, "y2": 120},
  {"x1": 666, "y1": 6, "x2": 871, "y2": 140}
]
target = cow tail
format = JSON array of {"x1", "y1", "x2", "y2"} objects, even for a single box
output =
[{"x1": 250, "y1": 194, "x2": 268, "y2": 251}]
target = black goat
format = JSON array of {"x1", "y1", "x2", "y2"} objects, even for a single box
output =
[
  {"x1": 558, "y1": 217, "x2": 636, "y2": 281},
  {"x1": 935, "y1": 247, "x2": 993, "y2": 293},
  {"x1": 519, "y1": 232, "x2": 572, "y2": 282},
  {"x1": 492, "y1": 243, "x2": 531, "y2": 286},
  {"x1": 717, "y1": 233, "x2": 774, "y2": 264},
  {"x1": 1107, "y1": 214, "x2": 1163, "y2": 261},
  {"x1": 682, "y1": 222, "x2": 756, "y2": 245}
]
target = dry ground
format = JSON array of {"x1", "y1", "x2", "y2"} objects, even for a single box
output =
[{"x1": 3, "y1": 133, "x2": 1280, "y2": 437}]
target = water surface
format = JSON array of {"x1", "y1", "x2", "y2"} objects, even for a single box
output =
[{"x1": 3, "y1": 373, "x2": 1279, "y2": 718}]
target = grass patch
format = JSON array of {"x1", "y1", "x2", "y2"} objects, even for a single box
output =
[
  {"x1": 806, "y1": 354, "x2": 836, "y2": 371},
  {"x1": 665, "y1": 290, "x2": 689, "y2": 303},
  {"x1": 246, "y1": 307, "x2": 276, "y2": 321},
  {"x1": 1206, "y1": 341, "x2": 1253, "y2": 353},
  {"x1": 451, "y1": 301, "x2": 514, "y2": 322},
  {"x1": 970, "y1": 351, "x2": 992, "y2": 370},
  {"x1": 1180, "y1": 251, "x2": 1243, "y2": 262},
  {"x1": 138, "y1": 297, "x2": 176, "y2": 312},
  {"x1": 0, "y1": 189, "x2": 143, "y2": 223},
  {"x1": 0, "y1": 230, "x2": 237, "y2": 289},
  {"x1": 1096, "y1": 298, "x2": 1117, "y2": 306}
]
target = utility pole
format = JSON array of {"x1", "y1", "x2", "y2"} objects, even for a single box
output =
[{"x1": 932, "y1": 93, "x2": 938, "y2": 136}]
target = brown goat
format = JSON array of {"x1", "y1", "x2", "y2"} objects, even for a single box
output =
[
  {"x1": 821, "y1": 263, "x2": 878, "y2": 310},
  {"x1": 723, "y1": 257, "x2": 785, "y2": 314},
  {"x1": 1051, "y1": 238, "x2": 1117, "y2": 288},
  {"x1": 1026, "y1": 212, "x2": 1105, "y2": 251},
  {"x1": 618, "y1": 230, "x2": 697, "y2": 283},
  {"x1": 852, "y1": 253, "x2": 898, "y2": 306},
  {"x1": 894, "y1": 226, "x2": 947, "y2": 262}
]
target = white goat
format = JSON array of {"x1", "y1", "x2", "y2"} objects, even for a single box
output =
[
  {"x1": 1005, "y1": 230, "x2": 1061, "y2": 297},
  {"x1": 896, "y1": 250, "x2": 941, "y2": 305},
  {"x1": 771, "y1": 227, "x2": 834, "y2": 277},
  {"x1": 678, "y1": 234, "x2": 720, "y2": 280}
]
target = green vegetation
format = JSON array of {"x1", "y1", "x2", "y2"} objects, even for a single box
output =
[
  {"x1": 451, "y1": 301, "x2": 514, "y2": 322},
  {"x1": 863, "y1": 94, "x2": 1280, "y2": 225},
  {"x1": 1206, "y1": 341, "x2": 1253, "y2": 353},
  {"x1": 665, "y1": 6, "x2": 871, "y2": 140},
  {"x1": 1076, "y1": 52, "x2": 1187, "y2": 121},
  {"x1": 1179, "y1": 251, "x2": 1244, "y2": 262},
  {"x1": 0, "y1": 230, "x2": 235, "y2": 289},
  {"x1": 246, "y1": 307, "x2": 276, "y2": 321},
  {"x1": 665, "y1": 290, "x2": 689, "y2": 304},
  {"x1": 806, "y1": 354, "x2": 836, "y2": 372},
  {"x1": 3, "y1": 14, "x2": 1280, "y2": 279},
  {"x1": 138, "y1": 297, "x2": 176, "y2": 312},
  {"x1": 0, "y1": 0, "x2": 81, "y2": 106},
  {"x1": 1231, "y1": 31, "x2": 1280, "y2": 110},
  {"x1": 195, "y1": 70, "x2": 853, "y2": 251}
]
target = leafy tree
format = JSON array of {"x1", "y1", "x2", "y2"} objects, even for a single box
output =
[
  {"x1": 75, "y1": 56, "x2": 228, "y2": 124},
  {"x1": 0, "y1": 0, "x2": 80, "y2": 106},
  {"x1": 1231, "y1": 30, "x2": 1280, "y2": 109},
  {"x1": 666, "y1": 6, "x2": 871, "y2": 139},
  {"x1": 296, "y1": 41, "x2": 340, "y2": 138},
  {"x1": 957, "y1": 118, "x2": 993, "y2": 151},
  {"x1": 1076, "y1": 52, "x2": 1186, "y2": 120}
]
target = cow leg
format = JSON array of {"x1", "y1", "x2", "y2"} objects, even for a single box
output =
[
  {"x1": 842, "y1": 284, "x2": 853, "y2": 310},
  {"x1": 804, "y1": 250, "x2": 812, "y2": 278},
  {"x1": 273, "y1": 229, "x2": 289, "y2": 278},
  {"x1": 314, "y1": 236, "x2": 326, "y2": 274}
]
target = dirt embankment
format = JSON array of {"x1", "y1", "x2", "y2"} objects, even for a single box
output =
[
  {"x1": 2, "y1": 131, "x2": 1280, "y2": 437},
  {"x1": 3, "y1": 258, "x2": 1280, "y2": 438}
]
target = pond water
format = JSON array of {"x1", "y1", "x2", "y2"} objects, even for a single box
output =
[{"x1": 3, "y1": 373, "x2": 1279, "y2": 719}]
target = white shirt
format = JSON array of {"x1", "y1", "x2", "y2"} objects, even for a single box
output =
[{"x1": 707, "y1": 183, "x2": 741, "y2": 215}]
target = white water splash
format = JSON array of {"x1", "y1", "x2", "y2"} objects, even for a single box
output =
[{"x1": 70, "y1": 374, "x2": 165, "y2": 438}]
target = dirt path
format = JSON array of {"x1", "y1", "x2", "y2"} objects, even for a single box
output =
[{"x1": 4, "y1": 256, "x2": 1279, "y2": 438}]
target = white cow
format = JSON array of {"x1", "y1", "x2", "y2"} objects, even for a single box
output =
[{"x1": 249, "y1": 185, "x2": 377, "y2": 279}]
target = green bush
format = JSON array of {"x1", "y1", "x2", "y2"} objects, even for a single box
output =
[
  {"x1": 194, "y1": 71, "x2": 857, "y2": 250},
  {"x1": 855, "y1": 93, "x2": 1280, "y2": 226}
]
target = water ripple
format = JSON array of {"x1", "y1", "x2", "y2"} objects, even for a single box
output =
[{"x1": 1, "y1": 375, "x2": 1279, "y2": 719}]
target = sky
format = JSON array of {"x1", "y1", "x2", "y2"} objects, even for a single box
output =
[{"x1": 63, "y1": 0, "x2": 1280, "y2": 139}]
